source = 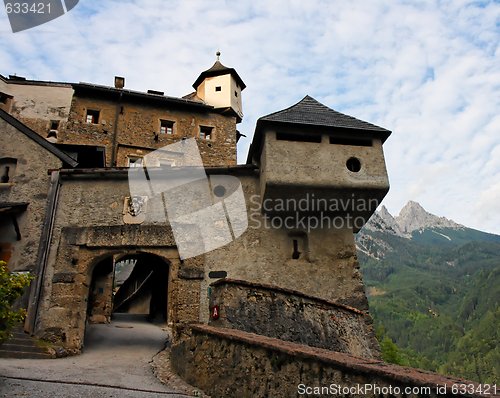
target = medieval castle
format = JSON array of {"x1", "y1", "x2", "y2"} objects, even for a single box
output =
[{"x1": 1, "y1": 57, "x2": 473, "y2": 396}]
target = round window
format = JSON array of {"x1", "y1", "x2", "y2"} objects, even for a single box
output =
[{"x1": 346, "y1": 157, "x2": 361, "y2": 173}]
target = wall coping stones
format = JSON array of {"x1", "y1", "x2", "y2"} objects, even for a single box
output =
[{"x1": 188, "y1": 324, "x2": 489, "y2": 397}]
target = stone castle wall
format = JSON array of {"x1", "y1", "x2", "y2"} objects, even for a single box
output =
[
  {"x1": 172, "y1": 324, "x2": 485, "y2": 398},
  {"x1": 35, "y1": 168, "x2": 372, "y2": 352},
  {"x1": 208, "y1": 279, "x2": 379, "y2": 358},
  {"x1": 0, "y1": 117, "x2": 62, "y2": 272},
  {"x1": 63, "y1": 94, "x2": 237, "y2": 167}
]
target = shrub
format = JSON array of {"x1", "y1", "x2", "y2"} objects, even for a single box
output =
[{"x1": 0, "y1": 261, "x2": 33, "y2": 343}]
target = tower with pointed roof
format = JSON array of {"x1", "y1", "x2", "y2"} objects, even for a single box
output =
[
  {"x1": 248, "y1": 95, "x2": 391, "y2": 231},
  {"x1": 192, "y1": 52, "x2": 246, "y2": 123}
]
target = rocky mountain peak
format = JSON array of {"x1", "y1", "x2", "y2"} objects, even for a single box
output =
[
  {"x1": 395, "y1": 201, "x2": 463, "y2": 233},
  {"x1": 365, "y1": 205, "x2": 406, "y2": 237}
]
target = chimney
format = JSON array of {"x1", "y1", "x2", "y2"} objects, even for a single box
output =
[{"x1": 114, "y1": 76, "x2": 125, "y2": 89}]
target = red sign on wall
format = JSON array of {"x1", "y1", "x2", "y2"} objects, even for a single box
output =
[{"x1": 211, "y1": 305, "x2": 220, "y2": 320}]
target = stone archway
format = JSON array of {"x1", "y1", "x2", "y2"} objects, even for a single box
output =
[{"x1": 34, "y1": 225, "x2": 205, "y2": 353}]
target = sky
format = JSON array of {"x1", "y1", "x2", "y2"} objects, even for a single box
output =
[{"x1": 0, "y1": 0, "x2": 499, "y2": 234}]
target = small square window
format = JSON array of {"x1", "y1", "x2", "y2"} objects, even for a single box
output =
[
  {"x1": 199, "y1": 126, "x2": 213, "y2": 140},
  {"x1": 215, "y1": 86, "x2": 222, "y2": 92},
  {"x1": 50, "y1": 120, "x2": 59, "y2": 130},
  {"x1": 85, "y1": 109, "x2": 100, "y2": 124},
  {"x1": 127, "y1": 156, "x2": 143, "y2": 168},
  {"x1": 160, "y1": 120, "x2": 174, "y2": 135},
  {"x1": 235, "y1": 91, "x2": 238, "y2": 97}
]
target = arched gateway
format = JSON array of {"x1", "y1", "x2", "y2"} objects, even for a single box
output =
[
  {"x1": 31, "y1": 224, "x2": 203, "y2": 353},
  {"x1": 88, "y1": 252, "x2": 170, "y2": 325}
]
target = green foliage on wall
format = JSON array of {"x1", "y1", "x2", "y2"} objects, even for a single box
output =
[{"x1": 0, "y1": 261, "x2": 33, "y2": 343}]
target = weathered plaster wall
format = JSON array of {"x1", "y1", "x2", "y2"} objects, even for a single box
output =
[
  {"x1": 0, "y1": 118, "x2": 62, "y2": 272},
  {"x1": 208, "y1": 279, "x2": 379, "y2": 358},
  {"x1": 258, "y1": 130, "x2": 388, "y2": 229},
  {"x1": 172, "y1": 325, "x2": 484, "y2": 398},
  {"x1": 201, "y1": 174, "x2": 370, "y2": 323},
  {"x1": 2, "y1": 82, "x2": 73, "y2": 137},
  {"x1": 200, "y1": 74, "x2": 243, "y2": 118},
  {"x1": 263, "y1": 131, "x2": 389, "y2": 190}
]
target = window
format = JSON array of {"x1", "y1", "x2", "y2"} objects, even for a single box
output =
[
  {"x1": 235, "y1": 91, "x2": 238, "y2": 97},
  {"x1": 0, "y1": 158, "x2": 17, "y2": 184},
  {"x1": 289, "y1": 232, "x2": 308, "y2": 260},
  {"x1": 46, "y1": 130, "x2": 58, "y2": 143},
  {"x1": 329, "y1": 136, "x2": 372, "y2": 147},
  {"x1": 276, "y1": 132, "x2": 321, "y2": 143},
  {"x1": 50, "y1": 120, "x2": 60, "y2": 130},
  {"x1": 199, "y1": 126, "x2": 213, "y2": 140},
  {"x1": 0, "y1": 92, "x2": 12, "y2": 111},
  {"x1": 85, "y1": 109, "x2": 100, "y2": 124},
  {"x1": 160, "y1": 120, "x2": 174, "y2": 135},
  {"x1": 127, "y1": 156, "x2": 143, "y2": 168},
  {"x1": 346, "y1": 157, "x2": 361, "y2": 173},
  {"x1": 215, "y1": 86, "x2": 222, "y2": 92}
]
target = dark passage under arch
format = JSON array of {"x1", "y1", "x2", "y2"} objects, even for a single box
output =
[{"x1": 87, "y1": 253, "x2": 169, "y2": 324}]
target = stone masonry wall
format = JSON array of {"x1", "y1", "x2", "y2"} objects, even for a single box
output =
[
  {"x1": 208, "y1": 279, "x2": 379, "y2": 358},
  {"x1": 63, "y1": 94, "x2": 237, "y2": 167},
  {"x1": 171, "y1": 325, "x2": 488, "y2": 398},
  {"x1": 0, "y1": 117, "x2": 62, "y2": 272},
  {"x1": 35, "y1": 168, "x2": 374, "y2": 351}
]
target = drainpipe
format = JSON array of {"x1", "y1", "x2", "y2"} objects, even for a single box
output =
[
  {"x1": 110, "y1": 91, "x2": 123, "y2": 167},
  {"x1": 25, "y1": 170, "x2": 61, "y2": 334}
]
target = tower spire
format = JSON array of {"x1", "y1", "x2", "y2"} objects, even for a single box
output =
[{"x1": 216, "y1": 50, "x2": 221, "y2": 61}]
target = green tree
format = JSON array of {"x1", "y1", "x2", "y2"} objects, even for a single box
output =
[
  {"x1": 380, "y1": 335, "x2": 404, "y2": 364},
  {"x1": 0, "y1": 261, "x2": 33, "y2": 343}
]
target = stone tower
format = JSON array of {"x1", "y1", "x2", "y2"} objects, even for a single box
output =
[
  {"x1": 247, "y1": 95, "x2": 391, "y2": 231},
  {"x1": 192, "y1": 53, "x2": 246, "y2": 123}
]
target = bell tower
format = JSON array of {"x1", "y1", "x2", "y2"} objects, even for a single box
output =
[{"x1": 193, "y1": 52, "x2": 246, "y2": 123}]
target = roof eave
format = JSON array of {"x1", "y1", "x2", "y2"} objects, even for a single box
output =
[
  {"x1": 72, "y1": 83, "x2": 214, "y2": 111},
  {"x1": 192, "y1": 69, "x2": 246, "y2": 90}
]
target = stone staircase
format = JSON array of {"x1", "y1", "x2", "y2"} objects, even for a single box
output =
[{"x1": 0, "y1": 325, "x2": 53, "y2": 359}]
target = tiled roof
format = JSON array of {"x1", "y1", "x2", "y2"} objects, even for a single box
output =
[
  {"x1": 182, "y1": 91, "x2": 206, "y2": 103},
  {"x1": 193, "y1": 60, "x2": 246, "y2": 90},
  {"x1": 260, "y1": 95, "x2": 390, "y2": 133},
  {"x1": 73, "y1": 83, "x2": 212, "y2": 110},
  {"x1": 247, "y1": 96, "x2": 392, "y2": 163}
]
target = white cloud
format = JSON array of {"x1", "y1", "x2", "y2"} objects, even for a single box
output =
[{"x1": 0, "y1": 0, "x2": 498, "y2": 233}]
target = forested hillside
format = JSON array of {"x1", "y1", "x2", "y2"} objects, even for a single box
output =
[{"x1": 357, "y1": 202, "x2": 500, "y2": 383}]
